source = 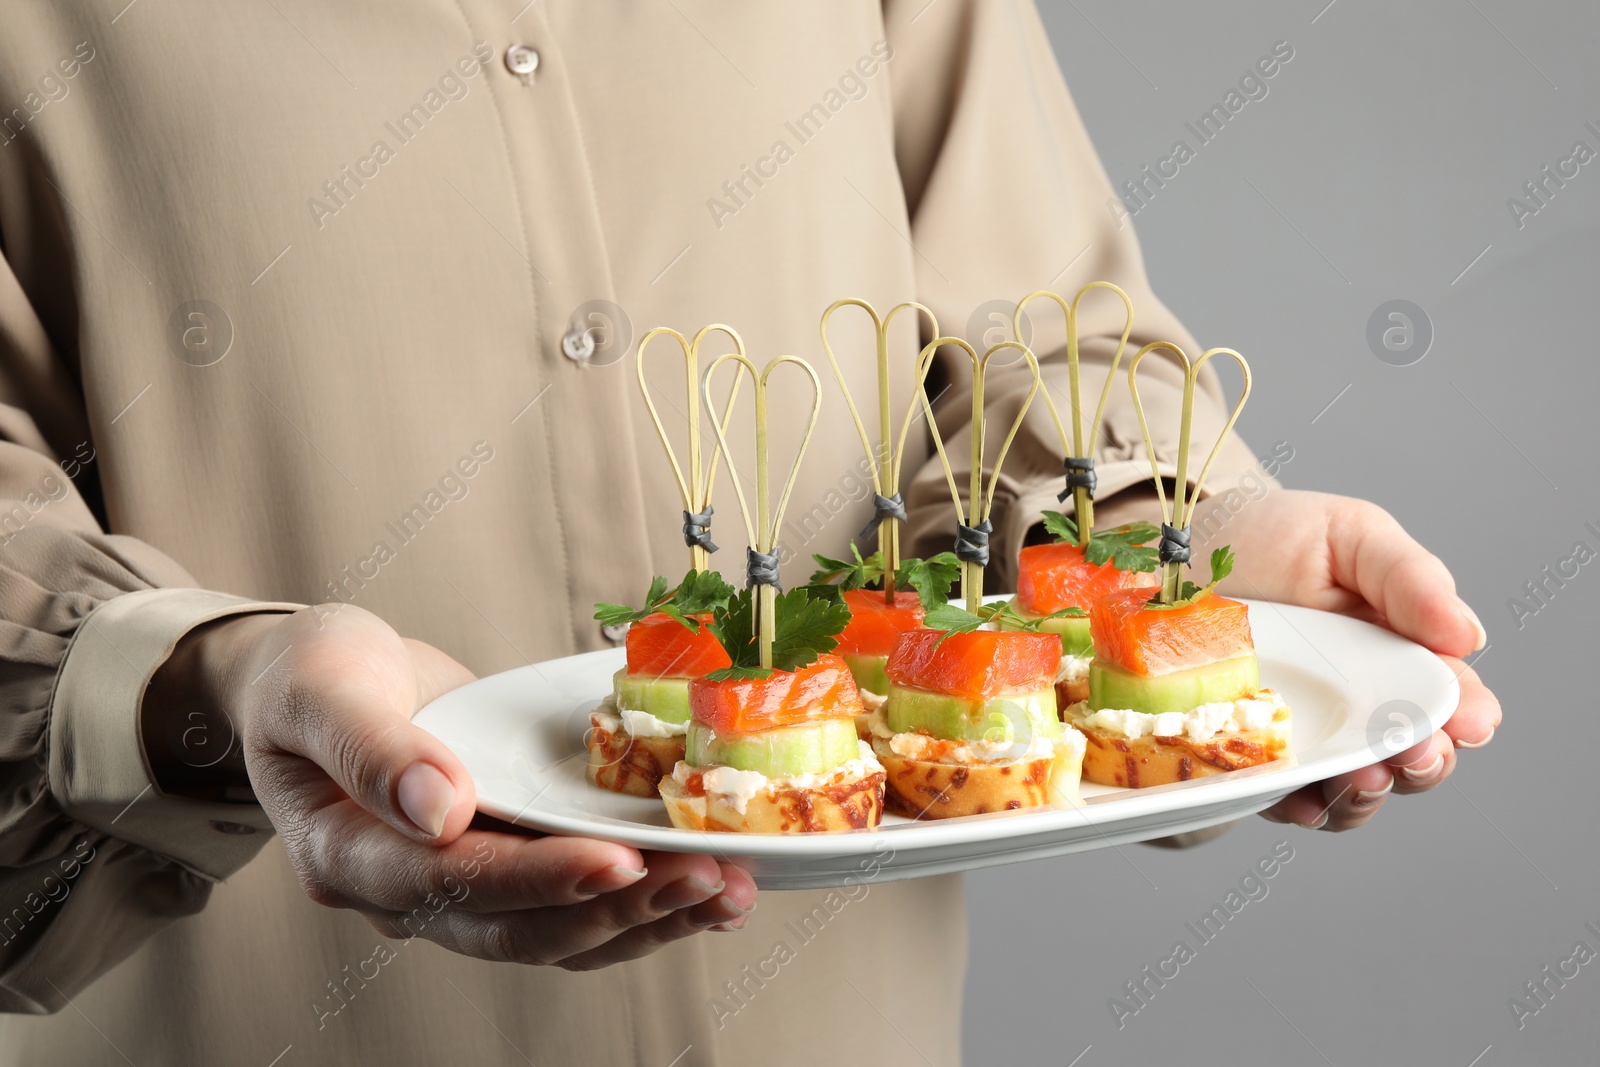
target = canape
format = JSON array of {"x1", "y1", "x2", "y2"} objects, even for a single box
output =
[
  {"x1": 659, "y1": 654, "x2": 887, "y2": 833},
  {"x1": 807, "y1": 547, "x2": 959, "y2": 736},
  {"x1": 835, "y1": 587, "x2": 922, "y2": 729},
  {"x1": 587, "y1": 610, "x2": 732, "y2": 796},
  {"x1": 1009, "y1": 521, "x2": 1157, "y2": 706},
  {"x1": 869, "y1": 629, "x2": 1084, "y2": 819},
  {"x1": 1065, "y1": 579, "x2": 1291, "y2": 788}
]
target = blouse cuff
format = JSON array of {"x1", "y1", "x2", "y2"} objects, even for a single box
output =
[{"x1": 46, "y1": 589, "x2": 301, "y2": 882}]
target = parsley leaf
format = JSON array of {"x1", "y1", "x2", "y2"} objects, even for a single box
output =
[
  {"x1": 807, "y1": 544, "x2": 883, "y2": 590},
  {"x1": 922, "y1": 602, "x2": 989, "y2": 636},
  {"x1": 702, "y1": 586, "x2": 852, "y2": 682},
  {"x1": 895, "y1": 551, "x2": 962, "y2": 609},
  {"x1": 809, "y1": 546, "x2": 960, "y2": 610},
  {"x1": 1039, "y1": 513, "x2": 1160, "y2": 574},
  {"x1": 1040, "y1": 511, "x2": 1079, "y2": 544},
  {"x1": 922, "y1": 599, "x2": 1085, "y2": 648},
  {"x1": 593, "y1": 574, "x2": 672, "y2": 629},
  {"x1": 592, "y1": 570, "x2": 736, "y2": 633},
  {"x1": 770, "y1": 587, "x2": 853, "y2": 671},
  {"x1": 672, "y1": 568, "x2": 737, "y2": 616},
  {"x1": 1082, "y1": 522, "x2": 1161, "y2": 573},
  {"x1": 1148, "y1": 545, "x2": 1235, "y2": 609}
]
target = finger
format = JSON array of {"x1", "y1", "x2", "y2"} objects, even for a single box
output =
[
  {"x1": 255, "y1": 609, "x2": 478, "y2": 844},
  {"x1": 1386, "y1": 728, "x2": 1455, "y2": 794},
  {"x1": 1316, "y1": 765, "x2": 1394, "y2": 831},
  {"x1": 1329, "y1": 503, "x2": 1484, "y2": 658},
  {"x1": 555, "y1": 863, "x2": 760, "y2": 972},
  {"x1": 1437, "y1": 656, "x2": 1501, "y2": 748},
  {"x1": 1260, "y1": 785, "x2": 1327, "y2": 828},
  {"x1": 429, "y1": 852, "x2": 733, "y2": 965},
  {"x1": 288, "y1": 805, "x2": 647, "y2": 914}
]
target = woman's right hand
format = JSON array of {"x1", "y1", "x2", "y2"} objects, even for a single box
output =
[{"x1": 145, "y1": 603, "x2": 756, "y2": 970}]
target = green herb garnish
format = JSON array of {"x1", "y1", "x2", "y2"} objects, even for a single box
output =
[
  {"x1": 1039, "y1": 513, "x2": 1161, "y2": 573},
  {"x1": 807, "y1": 547, "x2": 961, "y2": 609},
  {"x1": 703, "y1": 586, "x2": 853, "y2": 682},
  {"x1": 593, "y1": 568, "x2": 737, "y2": 633},
  {"x1": 1145, "y1": 546, "x2": 1234, "y2": 610},
  {"x1": 921, "y1": 600, "x2": 1086, "y2": 648}
]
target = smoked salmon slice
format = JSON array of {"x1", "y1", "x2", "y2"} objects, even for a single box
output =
[
  {"x1": 1090, "y1": 588, "x2": 1254, "y2": 676},
  {"x1": 626, "y1": 612, "x2": 732, "y2": 679},
  {"x1": 689, "y1": 654, "x2": 863, "y2": 733},
  {"x1": 1015, "y1": 542, "x2": 1148, "y2": 614},
  {"x1": 835, "y1": 589, "x2": 925, "y2": 657},
  {"x1": 886, "y1": 630, "x2": 1061, "y2": 699}
]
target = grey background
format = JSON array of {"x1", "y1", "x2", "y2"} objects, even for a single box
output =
[{"x1": 962, "y1": 2, "x2": 1598, "y2": 1064}]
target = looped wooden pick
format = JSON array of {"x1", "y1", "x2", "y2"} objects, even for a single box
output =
[
  {"x1": 1126, "y1": 343, "x2": 1252, "y2": 603},
  {"x1": 1012, "y1": 281, "x2": 1134, "y2": 545},
  {"x1": 636, "y1": 324, "x2": 747, "y2": 573},
  {"x1": 818, "y1": 298, "x2": 940, "y2": 603},
  {"x1": 912, "y1": 338, "x2": 1043, "y2": 613},
  {"x1": 703, "y1": 353, "x2": 822, "y2": 670}
]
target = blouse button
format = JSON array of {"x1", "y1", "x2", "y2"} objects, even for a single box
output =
[
  {"x1": 562, "y1": 325, "x2": 596, "y2": 362},
  {"x1": 505, "y1": 45, "x2": 541, "y2": 77}
]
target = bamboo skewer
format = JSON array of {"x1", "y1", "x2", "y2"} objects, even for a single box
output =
[
  {"x1": 911, "y1": 338, "x2": 1043, "y2": 614},
  {"x1": 1013, "y1": 282, "x2": 1134, "y2": 546},
  {"x1": 1126, "y1": 343, "x2": 1252, "y2": 603},
  {"x1": 819, "y1": 299, "x2": 939, "y2": 603},
  {"x1": 637, "y1": 325, "x2": 747, "y2": 573},
  {"x1": 703, "y1": 354, "x2": 822, "y2": 669}
]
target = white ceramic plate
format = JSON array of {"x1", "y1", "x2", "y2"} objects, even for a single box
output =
[{"x1": 414, "y1": 599, "x2": 1458, "y2": 889}]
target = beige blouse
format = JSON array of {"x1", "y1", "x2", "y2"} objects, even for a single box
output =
[{"x1": 0, "y1": 1, "x2": 1260, "y2": 1063}]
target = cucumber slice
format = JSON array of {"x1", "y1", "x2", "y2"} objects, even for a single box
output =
[
  {"x1": 686, "y1": 718, "x2": 861, "y2": 777},
  {"x1": 1088, "y1": 654, "x2": 1260, "y2": 715},
  {"x1": 843, "y1": 652, "x2": 890, "y2": 696},
  {"x1": 612, "y1": 669, "x2": 691, "y2": 725},
  {"x1": 1003, "y1": 599, "x2": 1093, "y2": 656},
  {"x1": 884, "y1": 685, "x2": 1062, "y2": 743}
]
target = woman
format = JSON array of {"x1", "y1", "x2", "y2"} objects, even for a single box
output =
[{"x1": 0, "y1": 2, "x2": 1496, "y2": 1063}]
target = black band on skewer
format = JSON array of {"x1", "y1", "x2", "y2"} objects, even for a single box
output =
[
  {"x1": 1158, "y1": 523, "x2": 1192, "y2": 565},
  {"x1": 682, "y1": 507, "x2": 717, "y2": 554},
  {"x1": 1058, "y1": 456, "x2": 1097, "y2": 503},
  {"x1": 857, "y1": 492, "x2": 908, "y2": 541},
  {"x1": 746, "y1": 546, "x2": 782, "y2": 591},
  {"x1": 954, "y1": 520, "x2": 993, "y2": 567}
]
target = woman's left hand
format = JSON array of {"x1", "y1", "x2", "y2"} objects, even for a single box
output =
[{"x1": 1191, "y1": 488, "x2": 1501, "y2": 831}]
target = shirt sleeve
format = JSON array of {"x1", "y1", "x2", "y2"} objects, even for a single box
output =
[
  {"x1": 884, "y1": 0, "x2": 1271, "y2": 584},
  {"x1": 0, "y1": 240, "x2": 298, "y2": 1013}
]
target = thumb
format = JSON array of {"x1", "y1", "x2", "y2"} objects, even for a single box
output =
[
  {"x1": 253, "y1": 611, "x2": 478, "y2": 845},
  {"x1": 1329, "y1": 502, "x2": 1485, "y2": 658}
]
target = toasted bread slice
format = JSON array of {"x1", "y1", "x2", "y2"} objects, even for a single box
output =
[
  {"x1": 1068, "y1": 695, "x2": 1291, "y2": 788},
  {"x1": 585, "y1": 712, "x2": 684, "y2": 797},
  {"x1": 659, "y1": 763, "x2": 886, "y2": 833},
  {"x1": 870, "y1": 730, "x2": 1084, "y2": 820},
  {"x1": 1053, "y1": 655, "x2": 1091, "y2": 710},
  {"x1": 1055, "y1": 675, "x2": 1089, "y2": 708}
]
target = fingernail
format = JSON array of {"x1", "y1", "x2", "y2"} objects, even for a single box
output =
[
  {"x1": 707, "y1": 918, "x2": 749, "y2": 933},
  {"x1": 1352, "y1": 782, "x2": 1393, "y2": 809},
  {"x1": 397, "y1": 763, "x2": 456, "y2": 838},
  {"x1": 650, "y1": 877, "x2": 723, "y2": 914},
  {"x1": 1304, "y1": 810, "x2": 1329, "y2": 830},
  {"x1": 1455, "y1": 727, "x2": 1494, "y2": 749},
  {"x1": 1460, "y1": 603, "x2": 1487, "y2": 652},
  {"x1": 575, "y1": 865, "x2": 648, "y2": 896},
  {"x1": 1399, "y1": 753, "x2": 1445, "y2": 783}
]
